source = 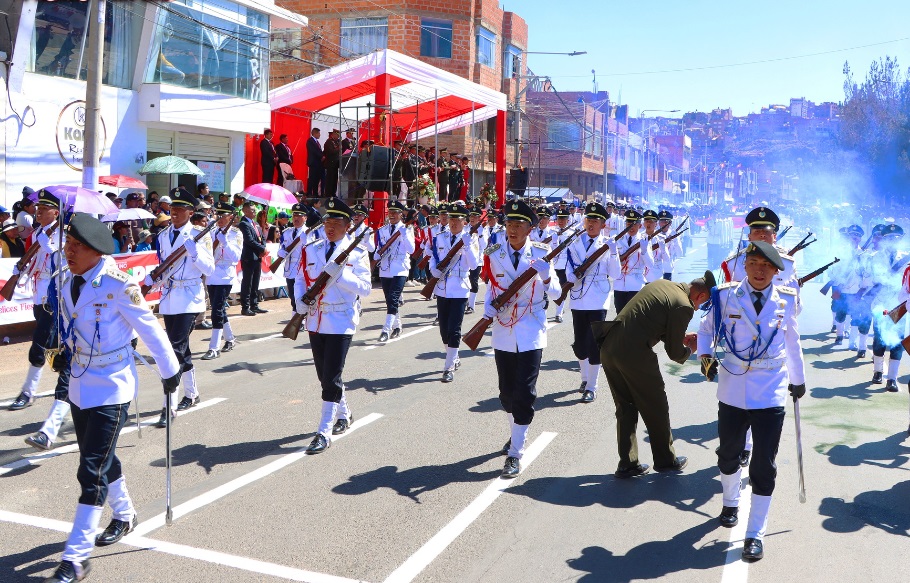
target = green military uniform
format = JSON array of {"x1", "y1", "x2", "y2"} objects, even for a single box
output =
[{"x1": 593, "y1": 278, "x2": 694, "y2": 474}]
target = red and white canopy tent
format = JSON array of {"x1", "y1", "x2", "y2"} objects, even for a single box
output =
[{"x1": 254, "y1": 49, "x2": 509, "y2": 226}]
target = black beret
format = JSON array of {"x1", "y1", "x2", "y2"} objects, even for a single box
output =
[
  {"x1": 324, "y1": 197, "x2": 353, "y2": 220},
  {"x1": 68, "y1": 212, "x2": 115, "y2": 255},
  {"x1": 745, "y1": 240, "x2": 784, "y2": 271}
]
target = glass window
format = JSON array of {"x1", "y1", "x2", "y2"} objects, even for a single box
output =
[
  {"x1": 547, "y1": 120, "x2": 580, "y2": 151},
  {"x1": 145, "y1": 0, "x2": 270, "y2": 101},
  {"x1": 476, "y1": 27, "x2": 495, "y2": 68},
  {"x1": 504, "y1": 45, "x2": 522, "y2": 78},
  {"x1": 271, "y1": 28, "x2": 303, "y2": 62},
  {"x1": 29, "y1": 0, "x2": 142, "y2": 89},
  {"x1": 340, "y1": 17, "x2": 388, "y2": 58},
  {"x1": 421, "y1": 18, "x2": 452, "y2": 59},
  {"x1": 544, "y1": 174, "x2": 570, "y2": 188}
]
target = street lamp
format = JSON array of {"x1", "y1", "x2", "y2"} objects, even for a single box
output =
[{"x1": 635, "y1": 109, "x2": 679, "y2": 204}]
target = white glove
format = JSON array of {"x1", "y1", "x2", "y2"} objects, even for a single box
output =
[
  {"x1": 430, "y1": 267, "x2": 443, "y2": 279},
  {"x1": 657, "y1": 238, "x2": 666, "y2": 252},
  {"x1": 216, "y1": 230, "x2": 227, "y2": 245},
  {"x1": 373, "y1": 251, "x2": 381, "y2": 261},
  {"x1": 606, "y1": 238, "x2": 617, "y2": 252},
  {"x1": 36, "y1": 230, "x2": 50, "y2": 248},
  {"x1": 12, "y1": 265, "x2": 20, "y2": 276},
  {"x1": 639, "y1": 239, "x2": 649, "y2": 251},
  {"x1": 484, "y1": 303, "x2": 498, "y2": 319},
  {"x1": 183, "y1": 235, "x2": 197, "y2": 256},
  {"x1": 461, "y1": 231, "x2": 474, "y2": 245},
  {"x1": 323, "y1": 261, "x2": 342, "y2": 278},
  {"x1": 531, "y1": 258, "x2": 550, "y2": 276},
  {"x1": 143, "y1": 274, "x2": 154, "y2": 286}
]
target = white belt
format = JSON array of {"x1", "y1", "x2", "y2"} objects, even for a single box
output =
[
  {"x1": 310, "y1": 302, "x2": 351, "y2": 314},
  {"x1": 384, "y1": 253, "x2": 406, "y2": 260},
  {"x1": 624, "y1": 268, "x2": 644, "y2": 275},
  {"x1": 215, "y1": 260, "x2": 235, "y2": 266},
  {"x1": 166, "y1": 277, "x2": 202, "y2": 288},
  {"x1": 72, "y1": 344, "x2": 132, "y2": 367},
  {"x1": 724, "y1": 354, "x2": 786, "y2": 370},
  {"x1": 445, "y1": 269, "x2": 469, "y2": 279},
  {"x1": 586, "y1": 274, "x2": 610, "y2": 283}
]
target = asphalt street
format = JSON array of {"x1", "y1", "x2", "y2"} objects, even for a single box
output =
[{"x1": 1, "y1": 232, "x2": 909, "y2": 582}]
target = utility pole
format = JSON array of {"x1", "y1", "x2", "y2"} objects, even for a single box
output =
[{"x1": 82, "y1": 0, "x2": 105, "y2": 190}]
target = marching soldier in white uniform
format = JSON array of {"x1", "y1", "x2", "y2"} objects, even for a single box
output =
[
  {"x1": 374, "y1": 200, "x2": 416, "y2": 342},
  {"x1": 428, "y1": 204, "x2": 480, "y2": 381},
  {"x1": 147, "y1": 189, "x2": 215, "y2": 425},
  {"x1": 720, "y1": 207, "x2": 799, "y2": 291},
  {"x1": 294, "y1": 198, "x2": 372, "y2": 454},
  {"x1": 351, "y1": 203, "x2": 376, "y2": 254},
  {"x1": 465, "y1": 206, "x2": 484, "y2": 314},
  {"x1": 277, "y1": 203, "x2": 311, "y2": 314},
  {"x1": 529, "y1": 207, "x2": 553, "y2": 244},
  {"x1": 867, "y1": 224, "x2": 906, "y2": 390},
  {"x1": 551, "y1": 207, "x2": 574, "y2": 324},
  {"x1": 9, "y1": 190, "x2": 69, "y2": 412},
  {"x1": 564, "y1": 202, "x2": 621, "y2": 403},
  {"x1": 202, "y1": 202, "x2": 243, "y2": 360},
  {"x1": 657, "y1": 210, "x2": 684, "y2": 281},
  {"x1": 613, "y1": 209, "x2": 656, "y2": 314},
  {"x1": 604, "y1": 201, "x2": 625, "y2": 238},
  {"x1": 483, "y1": 209, "x2": 504, "y2": 250},
  {"x1": 43, "y1": 213, "x2": 181, "y2": 583},
  {"x1": 483, "y1": 199, "x2": 560, "y2": 478},
  {"x1": 697, "y1": 241, "x2": 806, "y2": 562},
  {"x1": 642, "y1": 210, "x2": 668, "y2": 284},
  {"x1": 829, "y1": 225, "x2": 871, "y2": 351}
]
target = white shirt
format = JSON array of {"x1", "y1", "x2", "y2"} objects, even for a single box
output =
[
  {"x1": 209, "y1": 226, "x2": 243, "y2": 285},
  {"x1": 374, "y1": 222, "x2": 416, "y2": 277},
  {"x1": 295, "y1": 236, "x2": 372, "y2": 335},
  {"x1": 278, "y1": 224, "x2": 308, "y2": 279},
  {"x1": 613, "y1": 232, "x2": 656, "y2": 292}
]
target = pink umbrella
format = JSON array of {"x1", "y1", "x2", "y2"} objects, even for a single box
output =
[
  {"x1": 99, "y1": 175, "x2": 148, "y2": 189},
  {"x1": 242, "y1": 183, "x2": 298, "y2": 208},
  {"x1": 41, "y1": 185, "x2": 119, "y2": 215}
]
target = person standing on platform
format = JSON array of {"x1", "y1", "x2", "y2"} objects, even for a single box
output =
[
  {"x1": 306, "y1": 127, "x2": 324, "y2": 198},
  {"x1": 323, "y1": 129, "x2": 341, "y2": 197},
  {"x1": 448, "y1": 152, "x2": 463, "y2": 202},
  {"x1": 436, "y1": 147, "x2": 451, "y2": 201},
  {"x1": 276, "y1": 133, "x2": 294, "y2": 187},
  {"x1": 296, "y1": 198, "x2": 372, "y2": 454},
  {"x1": 202, "y1": 202, "x2": 243, "y2": 360},
  {"x1": 238, "y1": 200, "x2": 268, "y2": 317},
  {"x1": 613, "y1": 209, "x2": 656, "y2": 314},
  {"x1": 260, "y1": 129, "x2": 278, "y2": 184},
  {"x1": 374, "y1": 201, "x2": 416, "y2": 342}
]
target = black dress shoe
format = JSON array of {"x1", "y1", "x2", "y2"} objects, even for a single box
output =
[
  {"x1": 831, "y1": 324, "x2": 837, "y2": 333},
  {"x1": 305, "y1": 434, "x2": 330, "y2": 454},
  {"x1": 44, "y1": 559, "x2": 91, "y2": 582},
  {"x1": 176, "y1": 396, "x2": 199, "y2": 411},
  {"x1": 739, "y1": 450, "x2": 751, "y2": 468},
  {"x1": 555, "y1": 315, "x2": 563, "y2": 323},
  {"x1": 719, "y1": 506, "x2": 739, "y2": 527},
  {"x1": 577, "y1": 380, "x2": 587, "y2": 394},
  {"x1": 580, "y1": 389, "x2": 596, "y2": 403},
  {"x1": 95, "y1": 516, "x2": 137, "y2": 546},
  {"x1": 857, "y1": 350, "x2": 867, "y2": 358},
  {"x1": 221, "y1": 340, "x2": 236, "y2": 352},
  {"x1": 332, "y1": 415, "x2": 352, "y2": 435},
  {"x1": 742, "y1": 538, "x2": 764, "y2": 561},
  {"x1": 442, "y1": 370, "x2": 454, "y2": 383},
  {"x1": 614, "y1": 463, "x2": 650, "y2": 479},
  {"x1": 155, "y1": 408, "x2": 171, "y2": 428},
  {"x1": 654, "y1": 456, "x2": 688, "y2": 473},
  {"x1": 25, "y1": 432, "x2": 52, "y2": 451},
  {"x1": 887, "y1": 379, "x2": 899, "y2": 392},
  {"x1": 390, "y1": 328, "x2": 402, "y2": 339},
  {"x1": 253, "y1": 306, "x2": 269, "y2": 314},
  {"x1": 834, "y1": 335, "x2": 843, "y2": 345},
  {"x1": 8, "y1": 392, "x2": 34, "y2": 411},
  {"x1": 501, "y1": 438, "x2": 511, "y2": 455},
  {"x1": 501, "y1": 456, "x2": 521, "y2": 478},
  {"x1": 464, "y1": 307, "x2": 474, "y2": 315},
  {"x1": 432, "y1": 317, "x2": 438, "y2": 326},
  {"x1": 379, "y1": 331, "x2": 389, "y2": 342},
  {"x1": 872, "y1": 371, "x2": 884, "y2": 384},
  {"x1": 241, "y1": 308, "x2": 257, "y2": 316}
]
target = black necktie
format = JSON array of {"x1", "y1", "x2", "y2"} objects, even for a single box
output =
[
  {"x1": 627, "y1": 236, "x2": 632, "y2": 246},
  {"x1": 325, "y1": 241, "x2": 335, "y2": 261},
  {"x1": 170, "y1": 228, "x2": 179, "y2": 245},
  {"x1": 752, "y1": 291, "x2": 764, "y2": 315},
  {"x1": 586, "y1": 237, "x2": 594, "y2": 251},
  {"x1": 71, "y1": 275, "x2": 85, "y2": 305},
  {"x1": 451, "y1": 234, "x2": 456, "y2": 245},
  {"x1": 512, "y1": 251, "x2": 520, "y2": 269}
]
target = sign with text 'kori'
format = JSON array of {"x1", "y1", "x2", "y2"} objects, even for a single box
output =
[{"x1": 56, "y1": 100, "x2": 107, "y2": 171}]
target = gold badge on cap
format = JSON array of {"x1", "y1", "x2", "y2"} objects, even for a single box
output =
[
  {"x1": 512, "y1": 203, "x2": 518, "y2": 210},
  {"x1": 759, "y1": 211, "x2": 766, "y2": 218},
  {"x1": 329, "y1": 200, "x2": 335, "y2": 208}
]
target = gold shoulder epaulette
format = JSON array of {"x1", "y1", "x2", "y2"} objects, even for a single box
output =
[
  {"x1": 105, "y1": 268, "x2": 130, "y2": 283},
  {"x1": 778, "y1": 286, "x2": 797, "y2": 296},
  {"x1": 717, "y1": 282, "x2": 737, "y2": 290},
  {"x1": 484, "y1": 243, "x2": 500, "y2": 256},
  {"x1": 531, "y1": 241, "x2": 550, "y2": 251}
]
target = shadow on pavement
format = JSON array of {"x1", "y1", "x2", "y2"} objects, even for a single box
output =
[
  {"x1": 810, "y1": 381, "x2": 885, "y2": 400},
  {"x1": 819, "y1": 480, "x2": 910, "y2": 537},
  {"x1": 149, "y1": 432, "x2": 312, "y2": 474},
  {"x1": 645, "y1": 420, "x2": 718, "y2": 450},
  {"x1": 346, "y1": 370, "x2": 440, "y2": 394},
  {"x1": 0, "y1": 541, "x2": 64, "y2": 582},
  {"x1": 331, "y1": 451, "x2": 502, "y2": 503},
  {"x1": 468, "y1": 389, "x2": 583, "y2": 414},
  {"x1": 564, "y1": 520, "x2": 727, "y2": 582},
  {"x1": 210, "y1": 359, "x2": 312, "y2": 376},
  {"x1": 811, "y1": 356, "x2": 864, "y2": 370},
  {"x1": 823, "y1": 432, "x2": 910, "y2": 470}
]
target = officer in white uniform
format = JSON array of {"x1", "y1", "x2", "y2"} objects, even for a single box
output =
[
  {"x1": 42, "y1": 213, "x2": 180, "y2": 583},
  {"x1": 294, "y1": 198, "x2": 372, "y2": 454},
  {"x1": 202, "y1": 202, "x2": 243, "y2": 360},
  {"x1": 604, "y1": 201, "x2": 625, "y2": 238},
  {"x1": 720, "y1": 207, "x2": 799, "y2": 292},
  {"x1": 642, "y1": 210, "x2": 669, "y2": 284},
  {"x1": 482, "y1": 199, "x2": 560, "y2": 478},
  {"x1": 529, "y1": 207, "x2": 553, "y2": 244},
  {"x1": 147, "y1": 188, "x2": 214, "y2": 424},
  {"x1": 551, "y1": 208, "x2": 575, "y2": 324},
  {"x1": 350, "y1": 203, "x2": 376, "y2": 254},
  {"x1": 867, "y1": 224, "x2": 907, "y2": 390},
  {"x1": 9, "y1": 190, "x2": 69, "y2": 412},
  {"x1": 374, "y1": 200, "x2": 416, "y2": 342},
  {"x1": 428, "y1": 204, "x2": 480, "y2": 382},
  {"x1": 465, "y1": 206, "x2": 485, "y2": 314},
  {"x1": 277, "y1": 203, "x2": 311, "y2": 314},
  {"x1": 483, "y1": 210, "x2": 504, "y2": 250},
  {"x1": 613, "y1": 209, "x2": 656, "y2": 314},
  {"x1": 697, "y1": 241, "x2": 806, "y2": 563},
  {"x1": 657, "y1": 210, "x2": 684, "y2": 281},
  {"x1": 565, "y1": 202, "x2": 621, "y2": 403}
]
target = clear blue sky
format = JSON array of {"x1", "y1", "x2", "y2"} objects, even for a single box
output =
[{"x1": 510, "y1": 0, "x2": 910, "y2": 116}]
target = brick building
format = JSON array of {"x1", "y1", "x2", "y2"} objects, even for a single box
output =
[{"x1": 271, "y1": 0, "x2": 529, "y2": 189}]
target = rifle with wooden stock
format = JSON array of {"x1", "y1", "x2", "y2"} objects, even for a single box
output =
[
  {"x1": 797, "y1": 257, "x2": 839, "y2": 287},
  {"x1": 211, "y1": 215, "x2": 237, "y2": 253},
  {"x1": 553, "y1": 223, "x2": 635, "y2": 307},
  {"x1": 461, "y1": 230, "x2": 581, "y2": 351},
  {"x1": 268, "y1": 219, "x2": 324, "y2": 273},
  {"x1": 542, "y1": 224, "x2": 577, "y2": 245},
  {"x1": 788, "y1": 232, "x2": 816, "y2": 256},
  {"x1": 371, "y1": 219, "x2": 417, "y2": 270},
  {"x1": 419, "y1": 222, "x2": 483, "y2": 299},
  {"x1": 619, "y1": 223, "x2": 668, "y2": 264},
  {"x1": 140, "y1": 219, "x2": 219, "y2": 296},
  {"x1": 0, "y1": 219, "x2": 60, "y2": 301},
  {"x1": 777, "y1": 225, "x2": 792, "y2": 241},
  {"x1": 282, "y1": 228, "x2": 372, "y2": 341}
]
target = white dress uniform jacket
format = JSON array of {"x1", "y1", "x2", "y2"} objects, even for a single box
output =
[
  {"x1": 483, "y1": 224, "x2": 504, "y2": 249},
  {"x1": 374, "y1": 222, "x2": 416, "y2": 277},
  {"x1": 529, "y1": 225, "x2": 553, "y2": 244},
  {"x1": 296, "y1": 236, "x2": 372, "y2": 335},
  {"x1": 484, "y1": 239, "x2": 560, "y2": 352},
  {"x1": 552, "y1": 227, "x2": 577, "y2": 271},
  {"x1": 62, "y1": 259, "x2": 180, "y2": 409},
  {"x1": 154, "y1": 223, "x2": 215, "y2": 315},
  {"x1": 565, "y1": 232, "x2": 621, "y2": 310},
  {"x1": 604, "y1": 214, "x2": 625, "y2": 239},
  {"x1": 353, "y1": 222, "x2": 376, "y2": 253},
  {"x1": 697, "y1": 280, "x2": 805, "y2": 409},
  {"x1": 656, "y1": 229, "x2": 684, "y2": 275},
  {"x1": 278, "y1": 225, "x2": 308, "y2": 280},
  {"x1": 429, "y1": 230, "x2": 481, "y2": 298},
  {"x1": 614, "y1": 232, "x2": 656, "y2": 292},
  {"x1": 209, "y1": 226, "x2": 243, "y2": 285},
  {"x1": 23, "y1": 224, "x2": 65, "y2": 304}
]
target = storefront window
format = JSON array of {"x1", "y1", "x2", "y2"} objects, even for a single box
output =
[
  {"x1": 145, "y1": 0, "x2": 270, "y2": 101},
  {"x1": 28, "y1": 0, "x2": 142, "y2": 89}
]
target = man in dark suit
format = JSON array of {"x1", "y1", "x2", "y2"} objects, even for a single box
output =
[
  {"x1": 238, "y1": 200, "x2": 268, "y2": 316},
  {"x1": 323, "y1": 129, "x2": 341, "y2": 197},
  {"x1": 340, "y1": 128, "x2": 357, "y2": 200},
  {"x1": 276, "y1": 134, "x2": 294, "y2": 187},
  {"x1": 306, "y1": 127, "x2": 323, "y2": 198},
  {"x1": 260, "y1": 129, "x2": 277, "y2": 184}
]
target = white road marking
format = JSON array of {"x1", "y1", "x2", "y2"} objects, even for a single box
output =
[
  {"x1": 0, "y1": 398, "x2": 227, "y2": 476},
  {"x1": 131, "y1": 412, "x2": 384, "y2": 537},
  {"x1": 0, "y1": 509, "x2": 369, "y2": 583},
  {"x1": 383, "y1": 431, "x2": 558, "y2": 583},
  {"x1": 363, "y1": 326, "x2": 434, "y2": 350},
  {"x1": 252, "y1": 333, "x2": 284, "y2": 343},
  {"x1": 719, "y1": 480, "x2": 753, "y2": 583},
  {"x1": 0, "y1": 390, "x2": 54, "y2": 408}
]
